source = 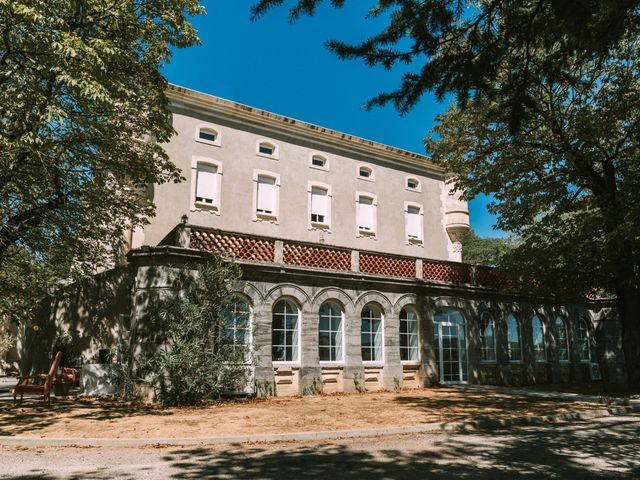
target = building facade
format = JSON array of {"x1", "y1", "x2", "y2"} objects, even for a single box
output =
[
  {"x1": 120, "y1": 85, "x2": 624, "y2": 396},
  {"x1": 12, "y1": 85, "x2": 624, "y2": 392}
]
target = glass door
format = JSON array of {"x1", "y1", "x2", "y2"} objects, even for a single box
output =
[{"x1": 434, "y1": 321, "x2": 468, "y2": 383}]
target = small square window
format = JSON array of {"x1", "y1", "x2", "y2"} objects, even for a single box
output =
[{"x1": 407, "y1": 179, "x2": 418, "y2": 189}]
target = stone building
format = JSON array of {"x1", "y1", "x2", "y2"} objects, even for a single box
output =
[
  {"x1": 120, "y1": 85, "x2": 623, "y2": 395},
  {"x1": 16, "y1": 84, "x2": 625, "y2": 393}
]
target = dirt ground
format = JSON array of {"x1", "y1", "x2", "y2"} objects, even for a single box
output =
[{"x1": 0, "y1": 387, "x2": 605, "y2": 439}]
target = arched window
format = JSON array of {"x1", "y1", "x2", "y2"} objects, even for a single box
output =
[
  {"x1": 257, "y1": 141, "x2": 278, "y2": 157},
  {"x1": 399, "y1": 306, "x2": 419, "y2": 361},
  {"x1": 221, "y1": 298, "x2": 250, "y2": 359},
  {"x1": 506, "y1": 314, "x2": 522, "y2": 362},
  {"x1": 532, "y1": 315, "x2": 546, "y2": 362},
  {"x1": 198, "y1": 127, "x2": 218, "y2": 143},
  {"x1": 479, "y1": 311, "x2": 496, "y2": 362},
  {"x1": 578, "y1": 317, "x2": 591, "y2": 362},
  {"x1": 555, "y1": 316, "x2": 570, "y2": 362},
  {"x1": 272, "y1": 300, "x2": 299, "y2": 362},
  {"x1": 358, "y1": 165, "x2": 374, "y2": 180},
  {"x1": 319, "y1": 302, "x2": 343, "y2": 362},
  {"x1": 406, "y1": 177, "x2": 420, "y2": 191},
  {"x1": 361, "y1": 304, "x2": 383, "y2": 361},
  {"x1": 311, "y1": 155, "x2": 327, "y2": 168}
]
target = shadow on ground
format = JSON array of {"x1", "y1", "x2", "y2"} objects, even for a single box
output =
[
  {"x1": 0, "y1": 397, "x2": 169, "y2": 436},
  {"x1": 2, "y1": 416, "x2": 639, "y2": 479}
]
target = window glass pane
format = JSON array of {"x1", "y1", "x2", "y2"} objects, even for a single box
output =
[
  {"x1": 479, "y1": 312, "x2": 496, "y2": 362},
  {"x1": 507, "y1": 314, "x2": 522, "y2": 361},
  {"x1": 259, "y1": 143, "x2": 274, "y2": 155},
  {"x1": 359, "y1": 167, "x2": 371, "y2": 178},
  {"x1": 400, "y1": 307, "x2": 419, "y2": 361},
  {"x1": 221, "y1": 299, "x2": 250, "y2": 359},
  {"x1": 199, "y1": 129, "x2": 217, "y2": 142},
  {"x1": 578, "y1": 318, "x2": 591, "y2": 361},
  {"x1": 532, "y1": 315, "x2": 546, "y2": 362},
  {"x1": 555, "y1": 316, "x2": 570, "y2": 361},
  {"x1": 407, "y1": 178, "x2": 419, "y2": 189},
  {"x1": 361, "y1": 305, "x2": 383, "y2": 361},
  {"x1": 312, "y1": 156, "x2": 326, "y2": 167},
  {"x1": 319, "y1": 302, "x2": 343, "y2": 362},
  {"x1": 195, "y1": 164, "x2": 217, "y2": 203},
  {"x1": 272, "y1": 300, "x2": 299, "y2": 362}
]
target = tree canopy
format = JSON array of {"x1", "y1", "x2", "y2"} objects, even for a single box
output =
[
  {"x1": 461, "y1": 229, "x2": 513, "y2": 267},
  {"x1": 251, "y1": 1, "x2": 640, "y2": 129},
  {"x1": 0, "y1": 0, "x2": 203, "y2": 324},
  {"x1": 426, "y1": 34, "x2": 640, "y2": 386}
]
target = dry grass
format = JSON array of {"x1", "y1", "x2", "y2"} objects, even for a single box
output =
[{"x1": 0, "y1": 386, "x2": 602, "y2": 439}]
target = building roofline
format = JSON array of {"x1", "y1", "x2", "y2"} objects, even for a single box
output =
[{"x1": 166, "y1": 84, "x2": 444, "y2": 175}]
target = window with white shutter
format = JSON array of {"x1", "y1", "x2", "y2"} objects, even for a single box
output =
[
  {"x1": 310, "y1": 187, "x2": 328, "y2": 224},
  {"x1": 195, "y1": 164, "x2": 217, "y2": 205},
  {"x1": 406, "y1": 205, "x2": 422, "y2": 241},
  {"x1": 256, "y1": 175, "x2": 276, "y2": 215},
  {"x1": 357, "y1": 196, "x2": 375, "y2": 232}
]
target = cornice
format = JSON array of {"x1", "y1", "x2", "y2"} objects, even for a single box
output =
[{"x1": 166, "y1": 84, "x2": 445, "y2": 176}]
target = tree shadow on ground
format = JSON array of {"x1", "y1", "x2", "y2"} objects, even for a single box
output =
[
  {"x1": 1, "y1": 417, "x2": 638, "y2": 479},
  {"x1": 391, "y1": 389, "x2": 601, "y2": 423},
  {"x1": 154, "y1": 417, "x2": 639, "y2": 480},
  {"x1": 0, "y1": 397, "x2": 169, "y2": 436}
]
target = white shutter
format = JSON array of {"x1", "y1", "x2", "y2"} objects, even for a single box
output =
[
  {"x1": 196, "y1": 164, "x2": 217, "y2": 202},
  {"x1": 406, "y1": 206, "x2": 421, "y2": 239},
  {"x1": 257, "y1": 176, "x2": 276, "y2": 213},
  {"x1": 311, "y1": 187, "x2": 327, "y2": 218},
  {"x1": 358, "y1": 197, "x2": 374, "y2": 230}
]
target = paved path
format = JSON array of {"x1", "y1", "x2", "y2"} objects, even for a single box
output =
[{"x1": 1, "y1": 414, "x2": 638, "y2": 479}]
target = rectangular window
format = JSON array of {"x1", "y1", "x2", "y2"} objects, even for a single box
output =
[
  {"x1": 310, "y1": 187, "x2": 328, "y2": 224},
  {"x1": 259, "y1": 144, "x2": 274, "y2": 155},
  {"x1": 400, "y1": 309, "x2": 419, "y2": 361},
  {"x1": 195, "y1": 164, "x2": 217, "y2": 204},
  {"x1": 199, "y1": 130, "x2": 216, "y2": 142},
  {"x1": 406, "y1": 206, "x2": 422, "y2": 240},
  {"x1": 256, "y1": 175, "x2": 276, "y2": 215},
  {"x1": 358, "y1": 196, "x2": 375, "y2": 231}
]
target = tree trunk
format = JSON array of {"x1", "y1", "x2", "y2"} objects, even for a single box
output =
[{"x1": 616, "y1": 283, "x2": 640, "y2": 392}]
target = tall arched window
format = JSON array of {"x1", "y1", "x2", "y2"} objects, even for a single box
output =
[
  {"x1": 221, "y1": 298, "x2": 250, "y2": 359},
  {"x1": 555, "y1": 316, "x2": 570, "y2": 362},
  {"x1": 399, "y1": 306, "x2": 419, "y2": 361},
  {"x1": 272, "y1": 300, "x2": 299, "y2": 362},
  {"x1": 578, "y1": 317, "x2": 591, "y2": 362},
  {"x1": 506, "y1": 314, "x2": 522, "y2": 362},
  {"x1": 361, "y1": 304, "x2": 383, "y2": 361},
  {"x1": 319, "y1": 302, "x2": 343, "y2": 362},
  {"x1": 532, "y1": 315, "x2": 546, "y2": 362},
  {"x1": 479, "y1": 311, "x2": 496, "y2": 362}
]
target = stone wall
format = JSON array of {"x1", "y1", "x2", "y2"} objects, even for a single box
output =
[{"x1": 125, "y1": 247, "x2": 624, "y2": 396}]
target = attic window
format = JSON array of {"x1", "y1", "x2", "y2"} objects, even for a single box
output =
[
  {"x1": 407, "y1": 178, "x2": 419, "y2": 190},
  {"x1": 199, "y1": 128, "x2": 217, "y2": 143},
  {"x1": 311, "y1": 155, "x2": 327, "y2": 168},
  {"x1": 358, "y1": 166, "x2": 373, "y2": 179},
  {"x1": 259, "y1": 143, "x2": 275, "y2": 156}
]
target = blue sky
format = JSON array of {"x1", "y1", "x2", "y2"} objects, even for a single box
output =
[{"x1": 162, "y1": 1, "x2": 504, "y2": 237}]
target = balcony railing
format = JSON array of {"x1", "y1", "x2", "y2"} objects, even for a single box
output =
[{"x1": 174, "y1": 225, "x2": 514, "y2": 289}]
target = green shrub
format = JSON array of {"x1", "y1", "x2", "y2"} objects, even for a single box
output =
[{"x1": 139, "y1": 256, "x2": 248, "y2": 406}]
